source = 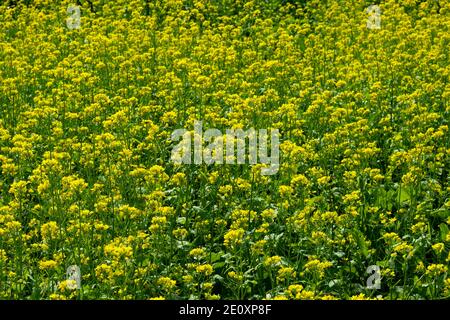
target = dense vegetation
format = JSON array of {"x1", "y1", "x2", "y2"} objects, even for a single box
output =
[{"x1": 0, "y1": 0, "x2": 449, "y2": 299}]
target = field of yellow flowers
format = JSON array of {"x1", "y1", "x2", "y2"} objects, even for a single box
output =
[{"x1": 0, "y1": 0, "x2": 449, "y2": 300}]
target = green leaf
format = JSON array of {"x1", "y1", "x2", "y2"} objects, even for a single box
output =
[
  {"x1": 351, "y1": 230, "x2": 369, "y2": 258},
  {"x1": 398, "y1": 187, "x2": 411, "y2": 203},
  {"x1": 210, "y1": 251, "x2": 224, "y2": 263},
  {"x1": 432, "y1": 209, "x2": 450, "y2": 220},
  {"x1": 439, "y1": 223, "x2": 449, "y2": 242}
]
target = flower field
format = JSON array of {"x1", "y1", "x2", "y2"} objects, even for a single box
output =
[{"x1": 0, "y1": 0, "x2": 449, "y2": 300}]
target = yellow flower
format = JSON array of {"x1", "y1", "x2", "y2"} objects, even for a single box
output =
[
  {"x1": 95, "y1": 264, "x2": 113, "y2": 282},
  {"x1": 39, "y1": 259, "x2": 58, "y2": 270},
  {"x1": 444, "y1": 279, "x2": 450, "y2": 295},
  {"x1": 277, "y1": 267, "x2": 296, "y2": 282},
  {"x1": 279, "y1": 185, "x2": 294, "y2": 198},
  {"x1": 223, "y1": 228, "x2": 245, "y2": 247},
  {"x1": 272, "y1": 295, "x2": 288, "y2": 300},
  {"x1": 303, "y1": 259, "x2": 332, "y2": 278},
  {"x1": 321, "y1": 295, "x2": 338, "y2": 300},
  {"x1": 8, "y1": 180, "x2": 28, "y2": 199},
  {"x1": 171, "y1": 172, "x2": 186, "y2": 186},
  {"x1": 104, "y1": 242, "x2": 133, "y2": 260},
  {"x1": 149, "y1": 216, "x2": 168, "y2": 233},
  {"x1": 264, "y1": 256, "x2": 283, "y2": 268},
  {"x1": 291, "y1": 174, "x2": 309, "y2": 188},
  {"x1": 0, "y1": 250, "x2": 7, "y2": 263},
  {"x1": 58, "y1": 280, "x2": 78, "y2": 292},
  {"x1": 432, "y1": 243, "x2": 445, "y2": 254},
  {"x1": 157, "y1": 277, "x2": 177, "y2": 291},
  {"x1": 228, "y1": 271, "x2": 243, "y2": 282},
  {"x1": 196, "y1": 264, "x2": 214, "y2": 276},
  {"x1": 189, "y1": 248, "x2": 207, "y2": 259},
  {"x1": 49, "y1": 294, "x2": 67, "y2": 300},
  {"x1": 350, "y1": 293, "x2": 368, "y2": 300},
  {"x1": 425, "y1": 264, "x2": 448, "y2": 277},
  {"x1": 41, "y1": 221, "x2": 59, "y2": 241}
]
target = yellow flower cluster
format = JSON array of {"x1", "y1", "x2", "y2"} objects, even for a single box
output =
[{"x1": 0, "y1": 0, "x2": 448, "y2": 300}]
